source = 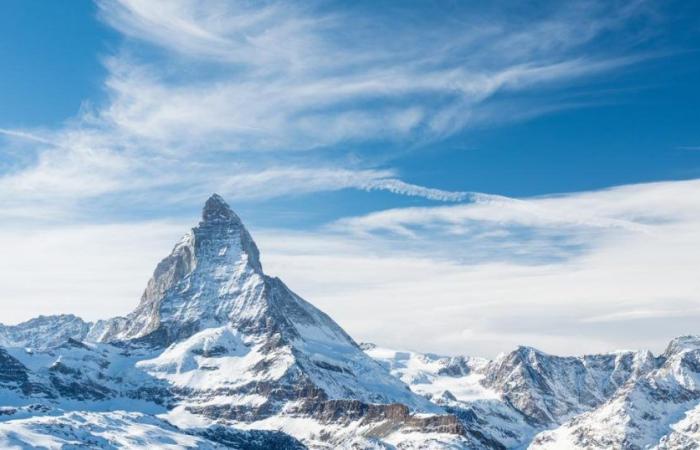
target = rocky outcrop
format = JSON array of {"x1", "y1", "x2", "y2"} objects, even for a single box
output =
[{"x1": 293, "y1": 399, "x2": 465, "y2": 434}]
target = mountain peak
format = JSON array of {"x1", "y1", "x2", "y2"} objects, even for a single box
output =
[
  {"x1": 199, "y1": 193, "x2": 262, "y2": 273},
  {"x1": 202, "y1": 193, "x2": 239, "y2": 224}
]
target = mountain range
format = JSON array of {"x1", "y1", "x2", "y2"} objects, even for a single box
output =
[{"x1": 1, "y1": 194, "x2": 698, "y2": 449}]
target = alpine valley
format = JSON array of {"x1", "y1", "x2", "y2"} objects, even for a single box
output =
[{"x1": 1, "y1": 195, "x2": 700, "y2": 449}]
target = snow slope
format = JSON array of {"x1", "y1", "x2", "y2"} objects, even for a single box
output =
[{"x1": 0, "y1": 411, "x2": 226, "y2": 449}]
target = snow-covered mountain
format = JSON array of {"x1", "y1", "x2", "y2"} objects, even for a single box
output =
[
  {"x1": 365, "y1": 338, "x2": 700, "y2": 449},
  {"x1": 365, "y1": 343, "x2": 659, "y2": 448},
  {"x1": 0, "y1": 195, "x2": 469, "y2": 449},
  {"x1": 530, "y1": 336, "x2": 700, "y2": 449},
  {"x1": 0, "y1": 315, "x2": 91, "y2": 351},
  {"x1": 1, "y1": 194, "x2": 699, "y2": 449}
]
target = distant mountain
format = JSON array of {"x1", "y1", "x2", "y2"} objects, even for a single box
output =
[
  {"x1": 0, "y1": 314, "x2": 91, "y2": 350},
  {"x1": 366, "y1": 344, "x2": 659, "y2": 449},
  {"x1": 0, "y1": 195, "x2": 698, "y2": 449},
  {"x1": 530, "y1": 336, "x2": 700, "y2": 449}
]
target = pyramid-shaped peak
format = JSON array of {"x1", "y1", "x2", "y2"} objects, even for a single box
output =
[
  {"x1": 199, "y1": 193, "x2": 261, "y2": 273},
  {"x1": 202, "y1": 193, "x2": 240, "y2": 223}
]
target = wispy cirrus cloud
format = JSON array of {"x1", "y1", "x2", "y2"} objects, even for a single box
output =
[
  {"x1": 0, "y1": 125, "x2": 467, "y2": 221},
  {"x1": 93, "y1": 0, "x2": 655, "y2": 150},
  {"x1": 0, "y1": 0, "x2": 662, "y2": 223}
]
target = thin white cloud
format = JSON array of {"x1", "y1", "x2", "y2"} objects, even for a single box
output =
[
  {"x1": 333, "y1": 178, "x2": 699, "y2": 237},
  {"x1": 0, "y1": 136, "x2": 468, "y2": 222},
  {"x1": 96, "y1": 0, "x2": 328, "y2": 68},
  {"x1": 0, "y1": 128, "x2": 56, "y2": 146},
  {"x1": 361, "y1": 179, "x2": 471, "y2": 202}
]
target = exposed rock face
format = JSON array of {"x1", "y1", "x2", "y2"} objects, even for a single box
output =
[
  {"x1": 0, "y1": 349, "x2": 30, "y2": 393},
  {"x1": 292, "y1": 399, "x2": 465, "y2": 433}
]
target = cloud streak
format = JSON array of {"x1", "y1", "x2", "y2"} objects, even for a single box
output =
[{"x1": 332, "y1": 180, "x2": 683, "y2": 237}]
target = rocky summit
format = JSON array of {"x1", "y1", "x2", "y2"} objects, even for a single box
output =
[{"x1": 1, "y1": 195, "x2": 700, "y2": 449}]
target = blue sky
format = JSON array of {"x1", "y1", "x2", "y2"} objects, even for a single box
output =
[{"x1": 1, "y1": 1, "x2": 700, "y2": 356}]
